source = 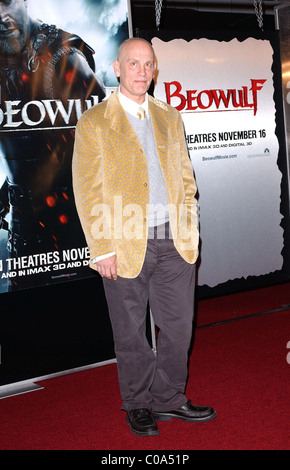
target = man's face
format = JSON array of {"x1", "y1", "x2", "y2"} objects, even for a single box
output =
[
  {"x1": 0, "y1": 0, "x2": 29, "y2": 55},
  {"x1": 113, "y1": 39, "x2": 155, "y2": 104}
]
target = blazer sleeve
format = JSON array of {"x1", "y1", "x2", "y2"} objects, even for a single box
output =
[{"x1": 72, "y1": 112, "x2": 114, "y2": 268}]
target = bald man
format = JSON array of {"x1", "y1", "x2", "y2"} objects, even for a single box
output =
[{"x1": 72, "y1": 38, "x2": 216, "y2": 437}]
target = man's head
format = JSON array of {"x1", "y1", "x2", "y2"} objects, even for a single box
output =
[
  {"x1": 113, "y1": 38, "x2": 156, "y2": 104},
  {"x1": 0, "y1": 0, "x2": 30, "y2": 55}
]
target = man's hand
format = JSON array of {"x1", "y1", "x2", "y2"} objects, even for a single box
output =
[{"x1": 96, "y1": 254, "x2": 117, "y2": 280}]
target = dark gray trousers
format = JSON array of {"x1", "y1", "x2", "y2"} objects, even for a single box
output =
[{"x1": 103, "y1": 223, "x2": 196, "y2": 412}]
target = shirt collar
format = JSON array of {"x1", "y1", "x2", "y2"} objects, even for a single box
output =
[{"x1": 118, "y1": 87, "x2": 149, "y2": 119}]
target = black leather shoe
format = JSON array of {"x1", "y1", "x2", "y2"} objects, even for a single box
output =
[
  {"x1": 126, "y1": 408, "x2": 160, "y2": 436},
  {"x1": 153, "y1": 400, "x2": 217, "y2": 423}
]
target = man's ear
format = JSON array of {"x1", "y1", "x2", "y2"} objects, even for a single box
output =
[{"x1": 113, "y1": 60, "x2": 120, "y2": 78}]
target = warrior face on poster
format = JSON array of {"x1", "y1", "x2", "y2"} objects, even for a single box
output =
[{"x1": 0, "y1": 0, "x2": 125, "y2": 290}]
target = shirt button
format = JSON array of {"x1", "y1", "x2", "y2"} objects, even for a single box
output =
[{"x1": 143, "y1": 182, "x2": 148, "y2": 187}]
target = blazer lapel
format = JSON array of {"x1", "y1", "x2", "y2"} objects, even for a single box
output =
[
  {"x1": 103, "y1": 91, "x2": 170, "y2": 170},
  {"x1": 104, "y1": 90, "x2": 140, "y2": 147},
  {"x1": 149, "y1": 96, "x2": 169, "y2": 170}
]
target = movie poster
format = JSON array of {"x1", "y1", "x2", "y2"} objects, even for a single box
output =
[
  {"x1": 0, "y1": 0, "x2": 129, "y2": 292},
  {"x1": 152, "y1": 37, "x2": 284, "y2": 287}
]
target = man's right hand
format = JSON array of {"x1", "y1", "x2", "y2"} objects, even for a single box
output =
[{"x1": 96, "y1": 254, "x2": 117, "y2": 280}]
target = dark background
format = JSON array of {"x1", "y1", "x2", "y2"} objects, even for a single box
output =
[{"x1": 130, "y1": 0, "x2": 278, "y2": 33}]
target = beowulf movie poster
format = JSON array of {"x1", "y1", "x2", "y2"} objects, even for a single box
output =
[
  {"x1": 152, "y1": 37, "x2": 284, "y2": 289},
  {"x1": 0, "y1": 0, "x2": 129, "y2": 292}
]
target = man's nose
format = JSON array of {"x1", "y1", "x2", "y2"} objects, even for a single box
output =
[{"x1": 138, "y1": 65, "x2": 146, "y2": 75}]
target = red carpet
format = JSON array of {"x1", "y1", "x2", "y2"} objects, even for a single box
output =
[
  {"x1": 196, "y1": 281, "x2": 290, "y2": 327},
  {"x1": 0, "y1": 282, "x2": 289, "y2": 452}
]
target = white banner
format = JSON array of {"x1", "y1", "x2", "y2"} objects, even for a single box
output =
[{"x1": 153, "y1": 37, "x2": 283, "y2": 287}]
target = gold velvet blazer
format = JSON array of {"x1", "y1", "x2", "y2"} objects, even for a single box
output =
[{"x1": 72, "y1": 89, "x2": 199, "y2": 278}]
